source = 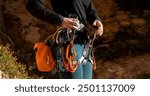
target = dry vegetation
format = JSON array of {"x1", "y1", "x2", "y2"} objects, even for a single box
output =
[
  {"x1": 0, "y1": 45, "x2": 42, "y2": 79},
  {"x1": 0, "y1": 45, "x2": 30, "y2": 78}
]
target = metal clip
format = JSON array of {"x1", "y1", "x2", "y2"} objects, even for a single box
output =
[
  {"x1": 78, "y1": 56, "x2": 87, "y2": 65},
  {"x1": 78, "y1": 56, "x2": 84, "y2": 64},
  {"x1": 82, "y1": 59, "x2": 87, "y2": 65}
]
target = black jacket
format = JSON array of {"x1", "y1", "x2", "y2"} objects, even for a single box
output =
[{"x1": 26, "y1": 0, "x2": 101, "y2": 26}]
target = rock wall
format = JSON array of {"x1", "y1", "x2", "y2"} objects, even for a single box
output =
[
  {"x1": 1, "y1": 0, "x2": 150, "y2": 48},
  {"x1": 2, "y1": 0, "x2": 56, "y2": 48}
]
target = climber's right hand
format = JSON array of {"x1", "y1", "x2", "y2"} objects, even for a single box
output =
[{"x1": 61, "y1": 17, "x2": 80, "y2": 30}]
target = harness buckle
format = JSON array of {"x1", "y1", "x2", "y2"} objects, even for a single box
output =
[
  {"x1": 78, "y1": 56, "x2": 84, "y2": 64},
  {"x1": 82, "y1": 59, "x2": 87, "y2": 65},
  {"x1": 78, "y1": 56, "x2": 87, "y2": 65}
]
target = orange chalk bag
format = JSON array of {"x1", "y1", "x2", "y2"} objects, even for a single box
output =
[{"x1": 34, "y1": 42, "x2": 55, "y2": 72}]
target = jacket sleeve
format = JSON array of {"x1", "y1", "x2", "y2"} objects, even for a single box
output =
[
  {"x1": 86, "y1": 1, "x2": 101, "y2": 25},
  {"x1": 26, "y1": 0, "x2": 64, "y2": 26}
]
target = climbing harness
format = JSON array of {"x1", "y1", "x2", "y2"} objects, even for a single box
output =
[
  {"x1": 34, "y1": 20, "x2": 97, "y2": 73},
  {"x1": 53, "y1": 25, "x2": 97, "y2": 73}
]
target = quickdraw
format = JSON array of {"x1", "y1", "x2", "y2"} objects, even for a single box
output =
[{"x1": 63, "y1": 30, "x2": 78, "y2": 73}]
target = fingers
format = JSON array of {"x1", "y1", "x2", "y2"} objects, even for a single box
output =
[
  {"x1": 96, "y1": 28, "x2": 103, "y2": 36},
  {"x1": 93, "y1": 20, "x2": 103, "y2": 36},
  {"x1": 70, "y1": 18, "x2": 81, "y2": 30},
  {"x1": 96, "y1": 27, "x2": 103, "y2": 36},
  {"x1": 62, "y1": 17, "x2": 80, "y2": 30},
  {"x1": 93, "y1": 20, "x2": 102, "y2": 27},
  {"x1": 71, "y1": 19, "x2": 80, "y2": 29},
  {"x1": 93, "y1": 20, "x2": 97, "y2": 26},
  {"x1": 72, "y1": 18, "x2": 79, "y2": 23}
]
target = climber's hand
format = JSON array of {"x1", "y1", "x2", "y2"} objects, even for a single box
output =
[
  {"x1": 61, "y1": 17, "x2": 80, "y2": 30},
  {"x1": 93, "y1": 20, "x2": 103, "y2": 36}
]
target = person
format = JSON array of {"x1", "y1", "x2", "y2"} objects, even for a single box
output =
[{"x1": 26, "y1": 0, "x2": 103, "y2": 79}]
